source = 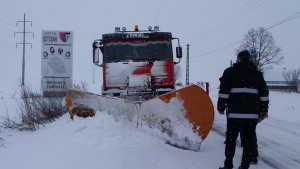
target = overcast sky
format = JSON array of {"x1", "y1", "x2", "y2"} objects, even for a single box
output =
[{"x1": 1, "y1": 0, "x2": 299, "y2": 90}]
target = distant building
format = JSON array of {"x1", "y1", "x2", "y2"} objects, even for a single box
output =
[{"x1": 264, "y1": 68, "x2": 297, "y2": 92}]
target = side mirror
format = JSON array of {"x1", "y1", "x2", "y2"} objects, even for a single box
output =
[
  {"x1": 93, "y1": 48, "x2": 100, "y2": 63},
  {"x1": 93, "y1": 42, "x2": 100, "y2": 63},
  {"x1": 176, "y1": 47, "x2": 182, "y2": 58}
]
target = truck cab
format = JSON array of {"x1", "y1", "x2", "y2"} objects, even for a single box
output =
[{"x1": 93, "y1": 26, "x2": 182, "y2": 100}]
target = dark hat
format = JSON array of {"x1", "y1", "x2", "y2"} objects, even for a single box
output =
[{"x1": 237, "y1": 50, "x2": 250, "y2": 61}]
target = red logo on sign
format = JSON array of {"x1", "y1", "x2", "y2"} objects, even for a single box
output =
[{"x1": 60, "y1": 32, "x2": 71, "y2": 42}]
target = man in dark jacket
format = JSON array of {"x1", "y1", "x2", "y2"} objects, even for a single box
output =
[{"x1": 218, "y1": 50, "x2": 269, "y2": 169}]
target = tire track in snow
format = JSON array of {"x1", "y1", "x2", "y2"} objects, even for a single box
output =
[
  {"x1": 258, "y1": 118, "x2": 300, "y2": 166},
  {"x1": 262, "y1": 121, "x2": 300, "y2": 136},
  {"x1": 257, "y1": 128, "x2": 300, "y2": 168}
]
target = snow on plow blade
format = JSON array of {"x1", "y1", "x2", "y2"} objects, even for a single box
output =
[{"x1": 66, "y1": 85, "x2": 214, "y2": 151}]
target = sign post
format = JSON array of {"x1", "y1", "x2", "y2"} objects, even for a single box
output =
[{"x1": 41, "y1": 30, "x2": 73, "y2": 97}]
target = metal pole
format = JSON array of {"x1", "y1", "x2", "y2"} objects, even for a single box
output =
[
  {"x1": 15, "y1": 13, "x2": 33, "y2": 86},
  {"x1": 186, "y1": 44, "x2": 190, "y2": 86},
  {"x1": 93, "y1": 65, "x2": 95, "y2": 83},
  {"x1": 22, "y1": 13, "x2": 26, "y2": 86}
]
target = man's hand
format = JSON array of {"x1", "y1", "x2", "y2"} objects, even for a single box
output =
[{"x1": 218, "y1": 110, "x2": 225, "y2": 115}]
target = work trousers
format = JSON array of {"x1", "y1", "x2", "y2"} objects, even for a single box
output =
[
  {"x1": 224, "y1": 120, "x2": 258, "y2": 169},
  {"x1": 240, "y1": 126, "x2": 258, "y2": 158}
]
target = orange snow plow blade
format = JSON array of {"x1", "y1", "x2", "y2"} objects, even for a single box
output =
[
  {"x1": 65, "y1": 84, "x2": 214, "y2": 151},
  {"x1": 157, "y1": 85, "x2": 214, "y2": 140},
  {"x1": 66, "y1": 90, "x2": 96, "y2": 119}
]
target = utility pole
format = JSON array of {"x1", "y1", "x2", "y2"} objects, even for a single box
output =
[
  {"x1": 14, "y1": 13, "x2": 34, "y2": 86},
  {"x1": 186, "y1": 44, "x2": 190, "y2": 86}
]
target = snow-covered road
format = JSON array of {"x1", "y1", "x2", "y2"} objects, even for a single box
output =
[
  {"x1": 211, "y1": 90, "x2": 300, "y2": 169},
  {"x1": 1, "y1": 88, "x2": 300, "y2": 169}
]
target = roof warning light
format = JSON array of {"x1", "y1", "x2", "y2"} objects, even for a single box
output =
[{"x1": 134, "y1": 25, "x2": 139, "y2": 31}]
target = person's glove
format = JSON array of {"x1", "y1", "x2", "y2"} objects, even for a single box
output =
[{"x1": 259, "y1": 112, "x2": 268, "y2": 122}]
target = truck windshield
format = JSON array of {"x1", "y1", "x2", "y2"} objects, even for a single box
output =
[{"x1": 103, "y1": 40, "x2": 173, "y2": 62}]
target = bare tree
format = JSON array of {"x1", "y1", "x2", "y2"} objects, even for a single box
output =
[
  {"x1": 282, "y1": 68, "x2": 300, "y2": 88},
  {"x1": 0, "y1": 134, "x2": 4, "y2": 147},
  {"x1": 73, "y1": 81, "x2": 89, "y2": 92},
  {"x1": 237, "y1": 27, "x2": 283, "y2": 71}
]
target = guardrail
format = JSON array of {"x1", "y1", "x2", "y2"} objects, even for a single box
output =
[
  {"x1": 266, "y1": 81, "x2": 297, "y2": 91},
  {"x1": 266, "y1": 81, "x2": 288, "y2": 86}
]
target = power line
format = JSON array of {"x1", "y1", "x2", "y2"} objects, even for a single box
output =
[
  {"x1": 0, "y1": 19, "x2": 15, "y2": 26},
  {"x1": 0, "y1": 32, "x2": 22, "y2": 41},
  {"x1": 0, "y1": 11, "x2": 17, "y2": 21},
  {"x1": 0, "y1": 0, "x2": 46, "y2": 32},
  {"x1": 0, "y1": 0, "x2": 44, "y2": 36},
  {"x1": 0, "y1": 25, "x2": 13, "y2": 32},
  {"x1": 0, "y1": 31, "x2": 23, "y2": 42},
  {"x1": 0, "y1": 0, "x2": 24, "y2": 16},
  {"x1": 191, "y1": 40, "x2": 241, "y2": 58},
  {"x1": 189, "y1": 0, "x2": 267, "y2": 44},
  {"x1": 0, "y1": 41, "x2": 14, "y2": 48},
  {"x1": 0, "y1": 32, "x2": 12, "y2": 37},
  {"x1": 266, "y1": 11, "x2": 300, "y2": 30},
  {"x1": 190, "y1": 10, "x2": 300, "y2": 59},
  {"x1": 0, "y1": 44, "x2": 13, "y2": 48}
]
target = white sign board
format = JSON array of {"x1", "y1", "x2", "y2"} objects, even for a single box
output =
[
  {"x1": 41, "y1": 77, "x2": 72, "y2": 92},
  {"x1": 41, "y1": 45, "x2": 73, "y2": 77},
  {"x1": 42, "y1": 30, "x2": 73, "y2": 45}
]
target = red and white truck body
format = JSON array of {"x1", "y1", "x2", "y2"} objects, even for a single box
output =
[{"x1": 93, "y1": 26, "x2": 182, "y2": 99}]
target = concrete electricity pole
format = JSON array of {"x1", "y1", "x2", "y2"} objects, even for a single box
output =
[{"x1": 15, "y1": 13, "x2": 33, "y2": 86}]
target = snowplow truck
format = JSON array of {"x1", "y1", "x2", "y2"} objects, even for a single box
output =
[
  {"x1": 66, "y1": 26, "x2": 214, "y2": 151},
  {"x1": 94, "y1": 25, "x2": 182, "y2": 99}
]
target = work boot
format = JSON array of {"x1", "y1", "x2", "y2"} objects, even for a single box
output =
[{"x1": 250, "y1": 157, "x2": 258, "y2": 165}]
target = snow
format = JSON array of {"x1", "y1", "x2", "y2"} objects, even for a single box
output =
[
  {"x1": 106, "y1": 62, "x2": 131, "y2": 85},
  {"x1": 128, "y1": 74, "x2": 149, "y2": 87},
  {"x1": 1, "y1": 82, "x2": 300, "y2": 169},
  {"x1": 141, "y1": 95, "x2": 202, "y2": 151},
  {"x1": 68, "y1": 89, "x2": 202, "y2": 151},
  {"x1": 0, "y1": 1, "x2": 300, "y2": 167},
  {"x1": 151, "y1": 61, "x2": 166, "y2": 76},
  {"x1": 106, "y1": 61, "x2": 167, "y2": 87}
]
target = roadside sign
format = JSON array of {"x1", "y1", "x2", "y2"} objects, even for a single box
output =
[
  {"x1": 41, "y1": 45, "x2": 73, "y2": 77},
  {"x1": 41, "y1": 77, "x2": 72, "y2": 92},
  {"x1": 42, "y1": 30, "x2": 73, "y2": 45},
  {"x1": 41, "y1": 30, "x2": 73, "y2": 95}
]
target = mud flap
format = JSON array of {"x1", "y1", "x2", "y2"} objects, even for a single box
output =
[{"x1": 66, "y1": 85, "x2": 214, "y2": 151}]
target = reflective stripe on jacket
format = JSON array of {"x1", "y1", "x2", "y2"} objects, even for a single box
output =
[{"x1": 217, "y1": 61, "x2": 269, "y2": 120}]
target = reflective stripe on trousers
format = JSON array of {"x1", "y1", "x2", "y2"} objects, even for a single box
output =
[{"x1": 219, "y1": 93, "x2": 229, "y2": 98}]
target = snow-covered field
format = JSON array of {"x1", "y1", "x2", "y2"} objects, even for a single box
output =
[
  {"x1": 1, "y1": 84, "x2": 299, "y2": 169},
  {"x1": 1, "y1": 0, "x2": 300, "y2": 168}
]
